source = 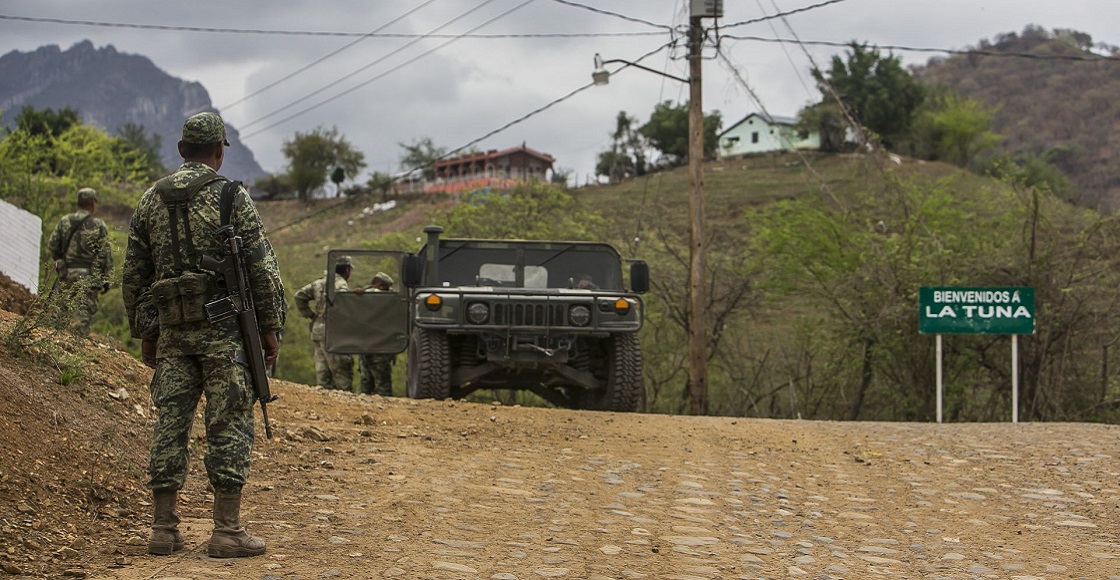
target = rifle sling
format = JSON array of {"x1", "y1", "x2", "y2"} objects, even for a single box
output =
[{"x1": 219, "y1": 180, "x2": 242, "y2": 227}]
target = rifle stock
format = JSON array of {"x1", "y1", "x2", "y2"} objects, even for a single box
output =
[{"x1": 201, "y1": 224, "x2": 277, "y2": 439}]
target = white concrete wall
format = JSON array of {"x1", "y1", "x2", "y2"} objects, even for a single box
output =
[{"x1": 0, "y1": 200, "x2": 43, "y2": 294}]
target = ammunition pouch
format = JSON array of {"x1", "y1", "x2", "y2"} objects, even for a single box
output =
[{"x1": 150, "y1": 271, "x2": 213, "y2": 326}]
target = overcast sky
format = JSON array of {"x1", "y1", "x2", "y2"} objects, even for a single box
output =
[{"x1": 1, "y1": 0, "x2": 1117, "y2": 185}]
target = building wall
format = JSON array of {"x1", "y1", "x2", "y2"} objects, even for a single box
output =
[
  {"x1": 0, "y1": 200, "x2": 42, "y2": 294},
  {"x1": 719, "y1": 116, "x2": 820, "y2": 157}
]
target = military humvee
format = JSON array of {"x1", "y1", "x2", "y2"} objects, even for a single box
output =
[{"x1": 323, "y1": 225, "x2": 649, "y2": 411}]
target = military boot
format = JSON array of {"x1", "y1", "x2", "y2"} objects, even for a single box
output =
[
  {"x1": 207, "y1": 490, "x2": 266, "y2": 558},
  {"x1": 148, "y1": 489, "x2": 184, "y2": 555}
]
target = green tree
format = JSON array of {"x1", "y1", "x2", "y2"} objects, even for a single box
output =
[
  {"x1": 282, "y1": 126, "x2": 366, "y2": 202},
  {"x1": 15, "y1": 105, "x2": 80, "y2": 137},
  {"x1": 398, "y1": 137, "x2": 447, "y2": 180},
  {"x1": 638, "y1": 101, "x2": 722, "y2": 161},
  {"x1": 116, "y1": 122, "x2": 166, "y2": 179},
  {"x1": 812, "y1": 42, "x2": 925, "y2": 149},
  {"x1": 912, "y1": 92, "x2": 1002, "y2": 166},
  {"x1": 595, "y1": 150, "x2": 636, "y2": 184},
  {"x1": 595, "y1": 112, "x2": 646, "y2": 183},
  {"x1": 330, "y1": 166, "x2": 346, "y2": 197},
  {"x1": 798, "y1": 101, "x2": 848, "y2": 153},
  {"x1": 252, "y1": 173, "x2": 293, "y2": 200}
]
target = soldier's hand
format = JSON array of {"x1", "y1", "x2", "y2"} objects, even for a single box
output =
[
  {"x1": 141, "y1": 338, "x2": 158, "y2": 369},
  {"x1": 261, "y1": 331, "x2": 280, "y2": 367}
]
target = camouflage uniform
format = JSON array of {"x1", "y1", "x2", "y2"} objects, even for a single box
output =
[
  {"x1": 47, "y1": 188, "x2": 113, "y2": 335},
  {"x1": 122, "y1": 113, "x2": 285, "y2": 495},
  {"x1": 357, "y1": 271, "x2": 394, "y2": 396},
  {"x1": 294, "y1": 266, "x2": 353, "y2": 390}
]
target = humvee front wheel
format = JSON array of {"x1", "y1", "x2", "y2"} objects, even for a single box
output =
[
  {"x1": 578, "y1": 333, "x2": 642, "y2": 412},
  {"x1": 407, "y1": 328, "x2": 450, "y2": 399}
]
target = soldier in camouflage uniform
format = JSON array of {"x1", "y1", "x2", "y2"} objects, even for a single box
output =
[
  {"x1": 47, "y1": 187, "x2": 113, "y2": 335},
  {"x1": 294, "y1": 256, "x2": 354, "y2": 390},
  {"x1": 122, "y1": 112, "x2": 285, "y2": 559},
  {"x1": 356, "y1": 272, "x2": 395, "y2": 396}
]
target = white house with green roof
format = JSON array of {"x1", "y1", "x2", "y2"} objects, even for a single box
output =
[{"x1": 717, "y1": 112, "x2": 820, "y2": 158}]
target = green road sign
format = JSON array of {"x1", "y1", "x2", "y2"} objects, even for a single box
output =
[{"x1": 919, "y1": 287, "x2": 1035, "y2": 335}]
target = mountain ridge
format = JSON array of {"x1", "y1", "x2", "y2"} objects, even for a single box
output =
[{"x1": 0, "y1": 40, "x2": 265, "y2": 183}]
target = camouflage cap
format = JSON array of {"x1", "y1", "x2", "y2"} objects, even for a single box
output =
[
  {"x1": 181, "y1": 111, "x2": 230, "y2": 146},
  {"x1": 76, "y1": 187, "x2": 98, "y2": 203},
  {"x1": 371, "y1": 272, "x2": 393, "y2": 286},
  {"x1": 336, "y1": 255, "x2": 353, "y2": 267}
]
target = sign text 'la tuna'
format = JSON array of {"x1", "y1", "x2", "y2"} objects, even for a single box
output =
[{"x1": 919, "y1": 287, "x2": 1035, "y2": 335}]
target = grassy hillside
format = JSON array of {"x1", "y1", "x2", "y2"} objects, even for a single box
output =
[{"x1": 83, "y1": 151, "x2": 1120, "y2": 423}]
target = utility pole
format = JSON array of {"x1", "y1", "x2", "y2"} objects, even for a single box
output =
[{"x1": 686, "y1": 14, "x2": 708, "y2": 415}]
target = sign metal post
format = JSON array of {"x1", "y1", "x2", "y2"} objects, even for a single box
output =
[{"x1": 919, "y1": 287, "x2": 1035, "y2": 423}]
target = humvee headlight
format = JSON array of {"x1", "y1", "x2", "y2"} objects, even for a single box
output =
[
  {"x1": 613, "y1": 298, "x2": 632, "y2": 315},
  {"x1": 467, "y1": 302, "x2": 489, "y2": 324},
  {"x1": 423, "y1": 294, "x2": 443, "y2": 312},
  {"x1": 569, "y1": 305, "x2": 591, "y2": 327}
]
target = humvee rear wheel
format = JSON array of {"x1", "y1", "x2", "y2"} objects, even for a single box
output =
[
  {"x1": 579, "y1": 333, "x2": 642, "y2": 412},
  {"x1": 407, "y1": 328, "x2": 450, "y2": 399}
]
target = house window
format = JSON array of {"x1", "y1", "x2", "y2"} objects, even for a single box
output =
[{"x1": 751, "y1": 132, "x2": 759, "y2": 144}]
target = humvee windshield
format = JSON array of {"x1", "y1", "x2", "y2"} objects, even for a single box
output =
[{"x1": 435, "y1": 241, "x2": 623, "y2": 290}]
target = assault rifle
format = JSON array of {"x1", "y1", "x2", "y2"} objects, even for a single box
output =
[{"x1": 200, "y1": 224, "x2": 277, "y2": 439}]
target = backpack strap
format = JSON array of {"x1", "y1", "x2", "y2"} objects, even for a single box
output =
[
  {"x1": 60, "y1": 213, "x2": 93, "y2": 265},
  {"x1": 155, "y1": 173, "x2": 224, "y2": 273}
]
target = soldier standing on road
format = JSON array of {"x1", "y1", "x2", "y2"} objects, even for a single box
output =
[
  {"x1": 294, "y1": 256, "x2": 354, "y2": 390},
  {"x1": 356, "y1": 271, "x2": 395, "y2": 396},
  {"x1": 47, "y1": 187, "x2": 113, "y2": 335},
  {"x1": 122, "y1": 111, "x2": 285, "y2": 559}
]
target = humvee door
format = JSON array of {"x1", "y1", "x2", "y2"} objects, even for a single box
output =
[{"x1": 323, "y1": 249, "x2": 410, "y2": 355}]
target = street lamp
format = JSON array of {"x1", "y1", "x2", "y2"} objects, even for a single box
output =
[
  {"x1": 592, "y1": 53, "x2": 689, "y2": 86},
  {"x1": 592, "y1": 17, "x2": 709, "y2": 415}
]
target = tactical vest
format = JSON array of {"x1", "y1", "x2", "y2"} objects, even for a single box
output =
[{"x1": 148, "y1": 173, "x2": 224, "y2": 327}]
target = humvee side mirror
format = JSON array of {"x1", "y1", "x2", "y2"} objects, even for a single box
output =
[
  {"x1": 629, "y1": 260, "x2": 649, "y2": 294},
  {"x1": 402, "y1": 254, "x2": 424, "y2": 287}
]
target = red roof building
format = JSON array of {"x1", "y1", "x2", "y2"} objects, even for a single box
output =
[{"x1": 426, "y1": 143, "x2": 556, "y2": 194}]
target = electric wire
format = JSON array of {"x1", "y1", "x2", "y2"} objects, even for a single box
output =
[
  {"x1": 722, "y1": 34, "x2": 1120, "y2": 62},
  {"x1": 219, "y1": 0, "x2": 442, "y2": 111},
  {"x1": 239, "y1": 0, "x2": 533, "y2": 136},
  {"x1": 721, "y1": 0, "x2": 851, "y2": 28},
  {"x1": 546, "y1": 0, "x2": 673, "y2": 31},
  {"x1": 714, "y1": 46, "x2": 846, "y2": 211},
  {"x1": 0, "y1": 13, "x2": 662, "y2": 38},
  {"x1": 237, "y1": 0, "x2": 503, "y2": 131}
]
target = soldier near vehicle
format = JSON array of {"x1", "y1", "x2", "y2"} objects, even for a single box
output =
[
  {"x1": 356, "y1": 271, "x2": 395, "y2": 396},
  {"x1": 294, "y1": 256, "x2": 355, "y2": 391},
  {"x1": 122, "y1": 111, "x2": 286, "y2": 559},
  {"x1": 47, "y1": 187, "x2": 113, "y2": 335},
  {"x1": 322, "y1": 227, "x2": 649, "y2": 411}
]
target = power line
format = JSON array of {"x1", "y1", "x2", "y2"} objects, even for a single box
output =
[
  {"x1": 239, "y1": 0, "x2": 521, "y2": 134},
  {"x1": 546, "y1": 0, "x2": 673, "y2": 31},
  {"x1": 722, "y1": 0, "x2": 851, "y2": 28},
  {"x1": 220, "y1": 0, "x2": 442, "y2": 111},
  {"x1": 723, "y1": 34, "x2": 1120, "y2": 62},
  {"x1": 0, "y1": 13, "x2": 662, "y2": 38}
]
